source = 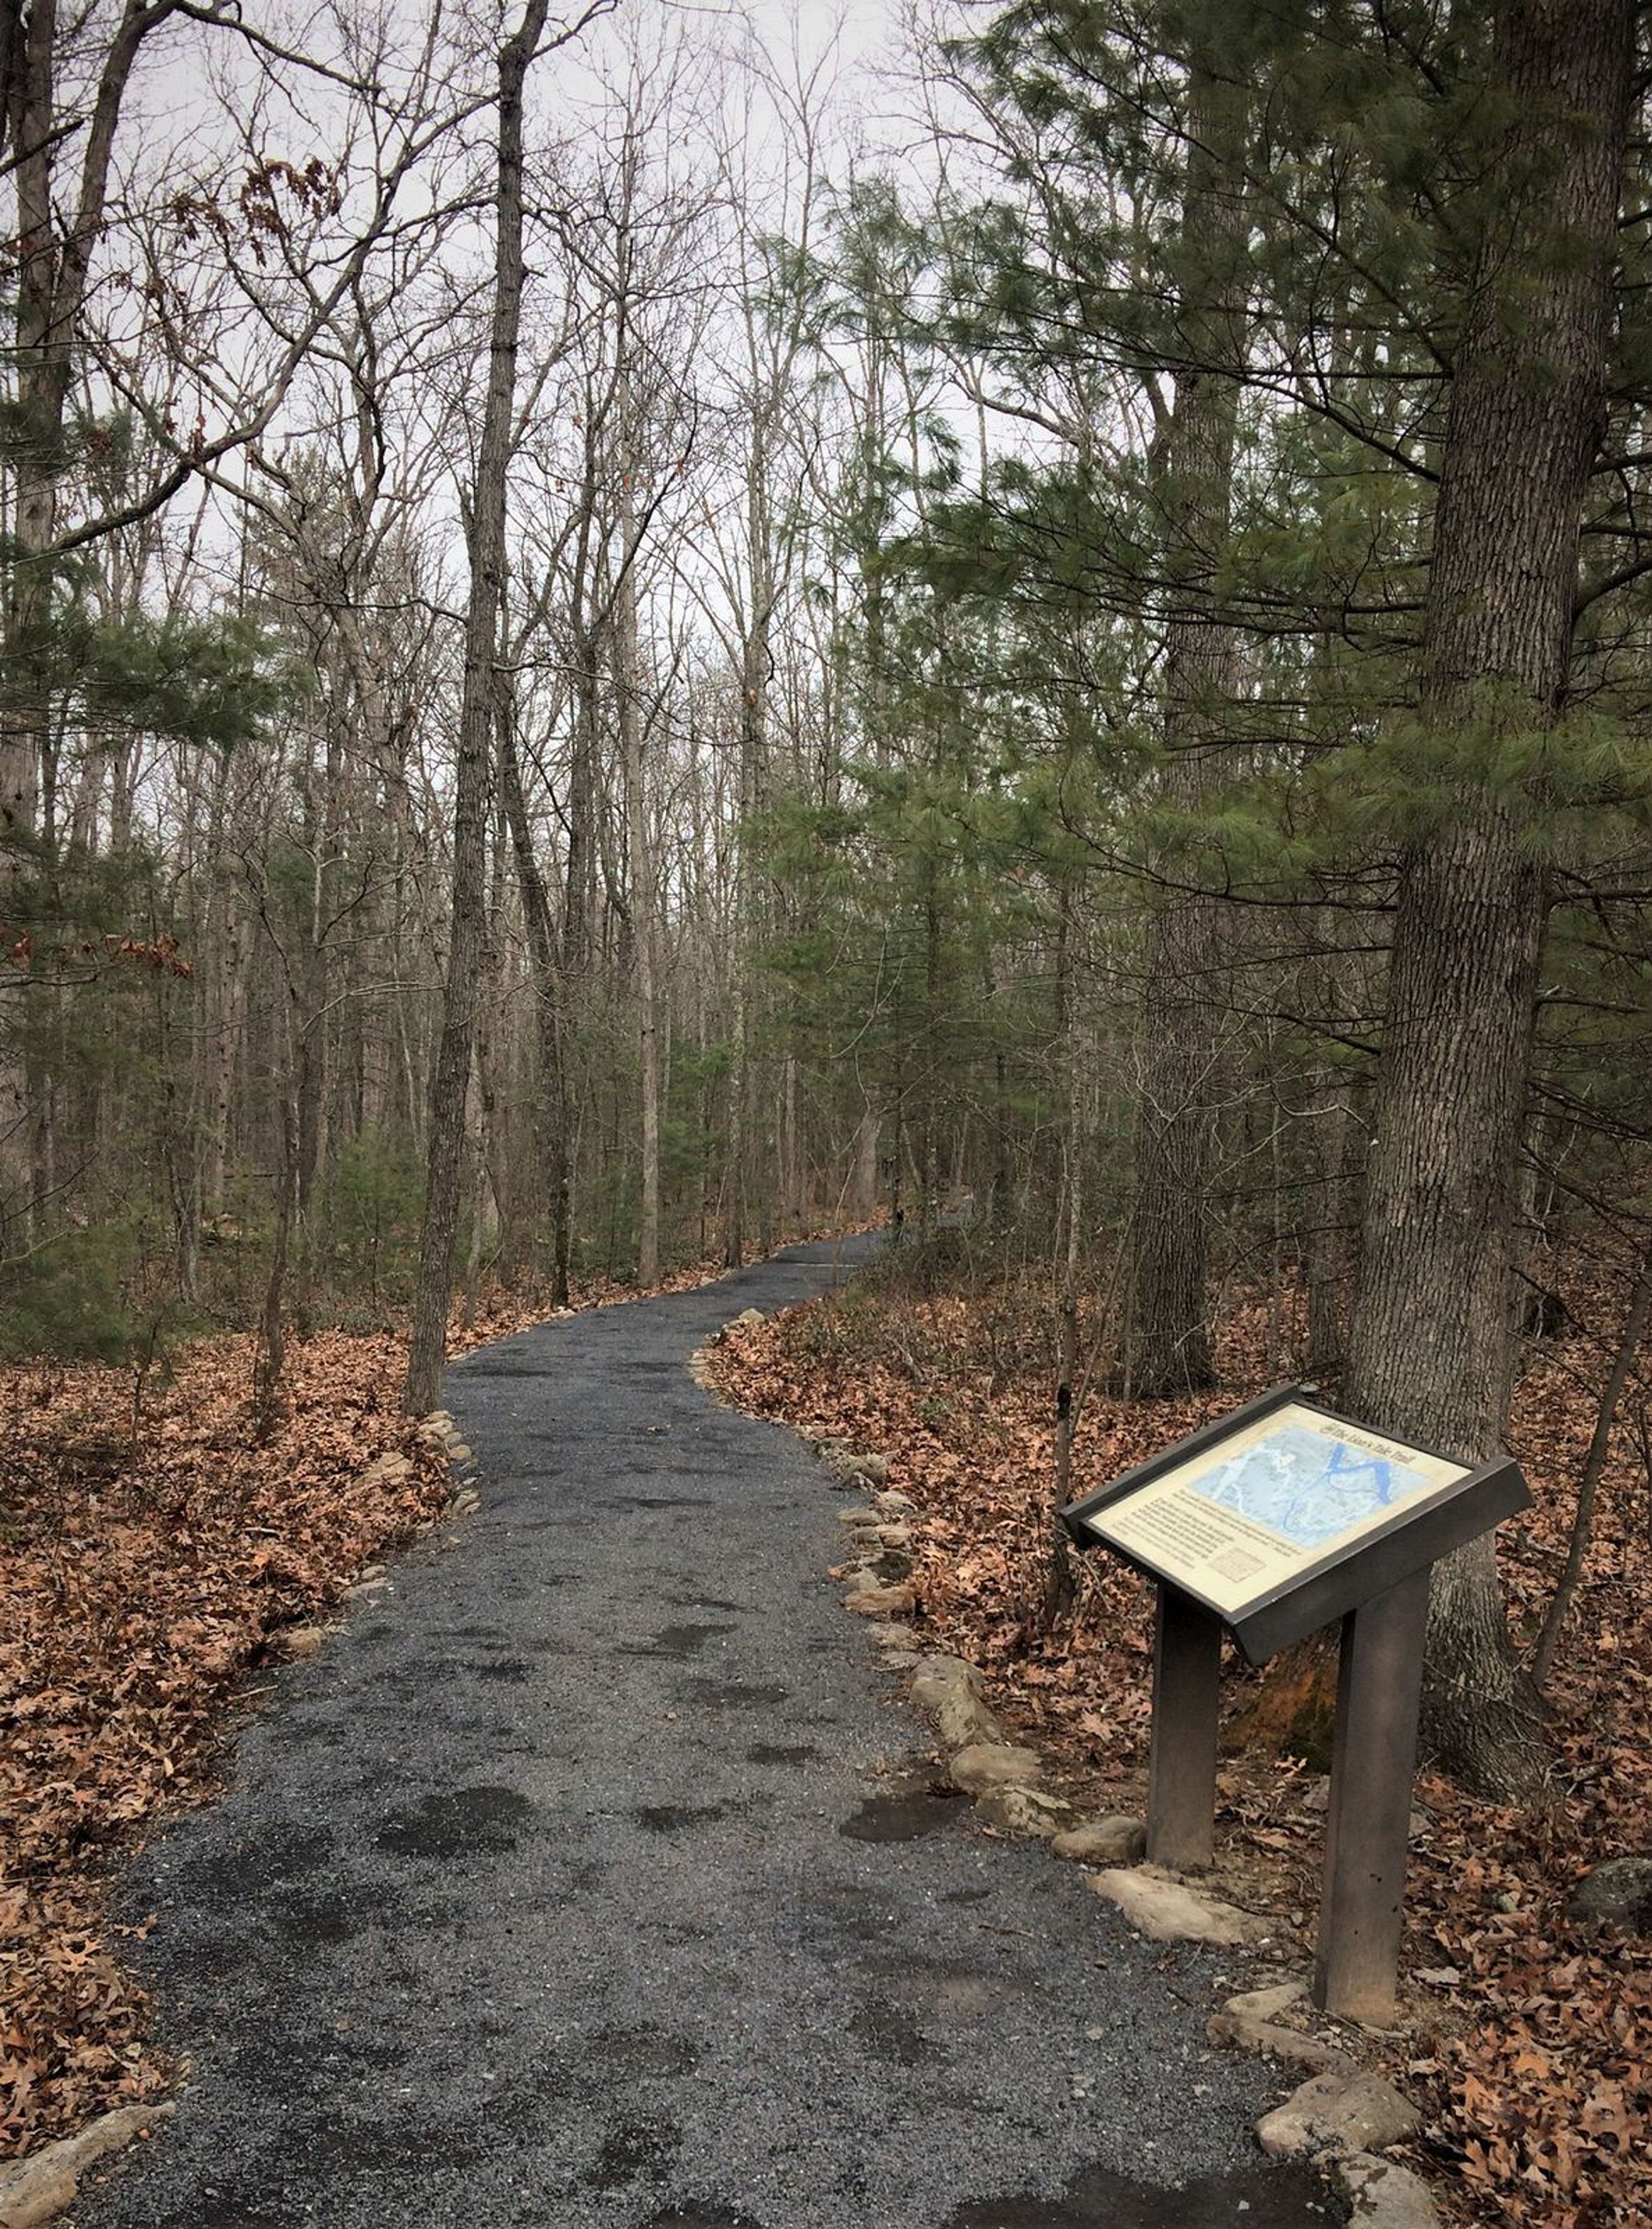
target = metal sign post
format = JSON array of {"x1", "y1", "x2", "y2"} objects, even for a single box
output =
[
  {"x1": 1313, "y1": 1570, "x2": 1432, "y2": 2021},
  {"x1": 1146, "y1": 1585, "x2": 1222, "y2": 1872},
  {"x1": 1064, "y1": 1385, "x2": 1529, "y2": 2027}
]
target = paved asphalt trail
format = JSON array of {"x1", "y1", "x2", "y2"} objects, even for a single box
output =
[{"x1": 76, "y1": 1239, "x2": 1342, "y2": 2229}]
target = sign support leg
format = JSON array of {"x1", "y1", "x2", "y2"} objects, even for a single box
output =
[
  {"x1": 1146, "y1": 1585, "x2": 1222, "y2": 1871},
  {"x1": 1313, "y1": 1567, "x2": 1431, "y2": 2024}
]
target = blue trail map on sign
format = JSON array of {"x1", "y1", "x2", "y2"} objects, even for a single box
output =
[{"x1": 1193, "y1": 1422, "x2": 1433, "y2": 1550}]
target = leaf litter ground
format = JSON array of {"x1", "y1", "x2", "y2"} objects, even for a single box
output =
[{"x1": 711, "y1": 1261, "x2": 1651, "y2": 2229}]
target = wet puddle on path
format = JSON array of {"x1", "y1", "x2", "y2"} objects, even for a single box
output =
[
  {"x1": 944, "y1": 2159, "x2": 1339, "y2": 2226},
  {"x1": 622, "y1": 1622, "x2": 735, "y2": 1659},
  {"x1": 631, "y1": 1800, "x2": 747, "y2": 1834},
  {"x1": 635, "y1": 2158, "x2": 1336, "y2": 2229},
  {"x1": 373, "y1": 1784, "x2": 532, "y2": 1859},
  {"x1": 840, "y1": 1765, "x2": 966, "y2": 1842}
]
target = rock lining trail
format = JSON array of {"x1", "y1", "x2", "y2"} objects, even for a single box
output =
[{"x1": 74, "y1": 1240, "x2": 1339, "y2": 2229}]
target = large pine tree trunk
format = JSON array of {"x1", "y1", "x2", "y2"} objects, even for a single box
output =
[
  {"x1": 404, "y1": 0, "x2": 551, "y2": 1414},
  {"x1": 1343, "y1": 0, "x2": 1631, "y2": 1797},
  {"x1": 1128, "y1": 59, "x2": 1246, "y2": 1396}
]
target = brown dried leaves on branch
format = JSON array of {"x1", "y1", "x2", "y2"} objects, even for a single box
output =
[{"x1": 712, "y1": 1267, "x2": 1652, "y2": 2229}]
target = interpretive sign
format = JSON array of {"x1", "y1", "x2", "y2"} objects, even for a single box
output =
[
  {"x1": 1063, "y1": 1384, "x2": 1529, "y2": 1665},
  {"x1": 1061, "y1": 1385, "x2": 1532, "y2": 2023}
]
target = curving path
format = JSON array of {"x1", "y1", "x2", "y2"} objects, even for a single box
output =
[{"x1": 76, "y1": 1239, "x2": 1338, "y2": 2229}]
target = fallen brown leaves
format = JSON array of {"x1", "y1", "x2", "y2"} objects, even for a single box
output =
[
  {"x1": 712, "y1": 1262, "x2": 1652, "y2": 2229},
  {"x1": 0, "y1": 1298, "x2": 549, "y2": 2164}
]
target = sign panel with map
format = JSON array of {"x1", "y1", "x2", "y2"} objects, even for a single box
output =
[{"x1": 1062, "y1": 1386, "x2": 1530, "y2": 1662}]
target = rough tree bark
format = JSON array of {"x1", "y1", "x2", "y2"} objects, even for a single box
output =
[
  {"x1": 1342, "y1": 0, "x2": 1632, "y2": 1797},
  {"x1": 1128, "y1": 58, "x2": 1247, "y2": 1397},
  {"x1": 403, "y1": 0, "x2": 552, "y2": 1413}
]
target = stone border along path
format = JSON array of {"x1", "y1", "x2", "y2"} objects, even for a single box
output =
[{"x1": 68, "y1": 1238, "x2": 1348, "y2": 2229}]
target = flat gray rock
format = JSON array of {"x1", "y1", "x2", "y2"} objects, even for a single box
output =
[
  {"x1": 1257, "y1": 2068, "x2": 1423, "y2": 2157},
  {"x1": 842, "y1": 1578, "x2": 914, "y2": 1615},
  {"x1": 971, "y1": 1784, "x2": 1077, "y2": 1838},
  {"x1": 1051, "y1": 1814, "x2": 1147, "y2": 1865},
  {"x1": 73, "y1": 1238, "x2": 1334, "y2": 2229},
  {"x1": 1206, "y1": 2008, "x2": 1352, "y2": 2076},
  {"x1": 0, "y1": 2104, "x2": 172, "y2": 2228},
  {"x1": 1333, "y1": 2149, "x2": 1441, "y2": 2226},
  {"x1": 1568, "y1": 1853, "x2": 1652, "y2": 1930},
  {"x1": 1224, "y1": 1979, "x2": 1306, "y2": 2018},
  {"x1": 1085, "y1": 1865, "x2": 1276, "y2": 1947},
  {"x1": 946, "y1": 1742, "x2": 1043, "y2": 1793},
  {"x1": 908, "y1": 1655, "x2": 1003, "y2": 1751}
]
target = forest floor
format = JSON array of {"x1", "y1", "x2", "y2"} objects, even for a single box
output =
[
  {"x1": 709, "y1": 1256, "x2": 1652, "y2": 2229},
  {"x1": 0, "y1": 1238, "x2": 827, "y2": 2166}
]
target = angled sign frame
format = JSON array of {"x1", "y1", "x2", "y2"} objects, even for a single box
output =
[{"x1": 1061, "y1": 1383, "x2": 1531, "y2": 1664}]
